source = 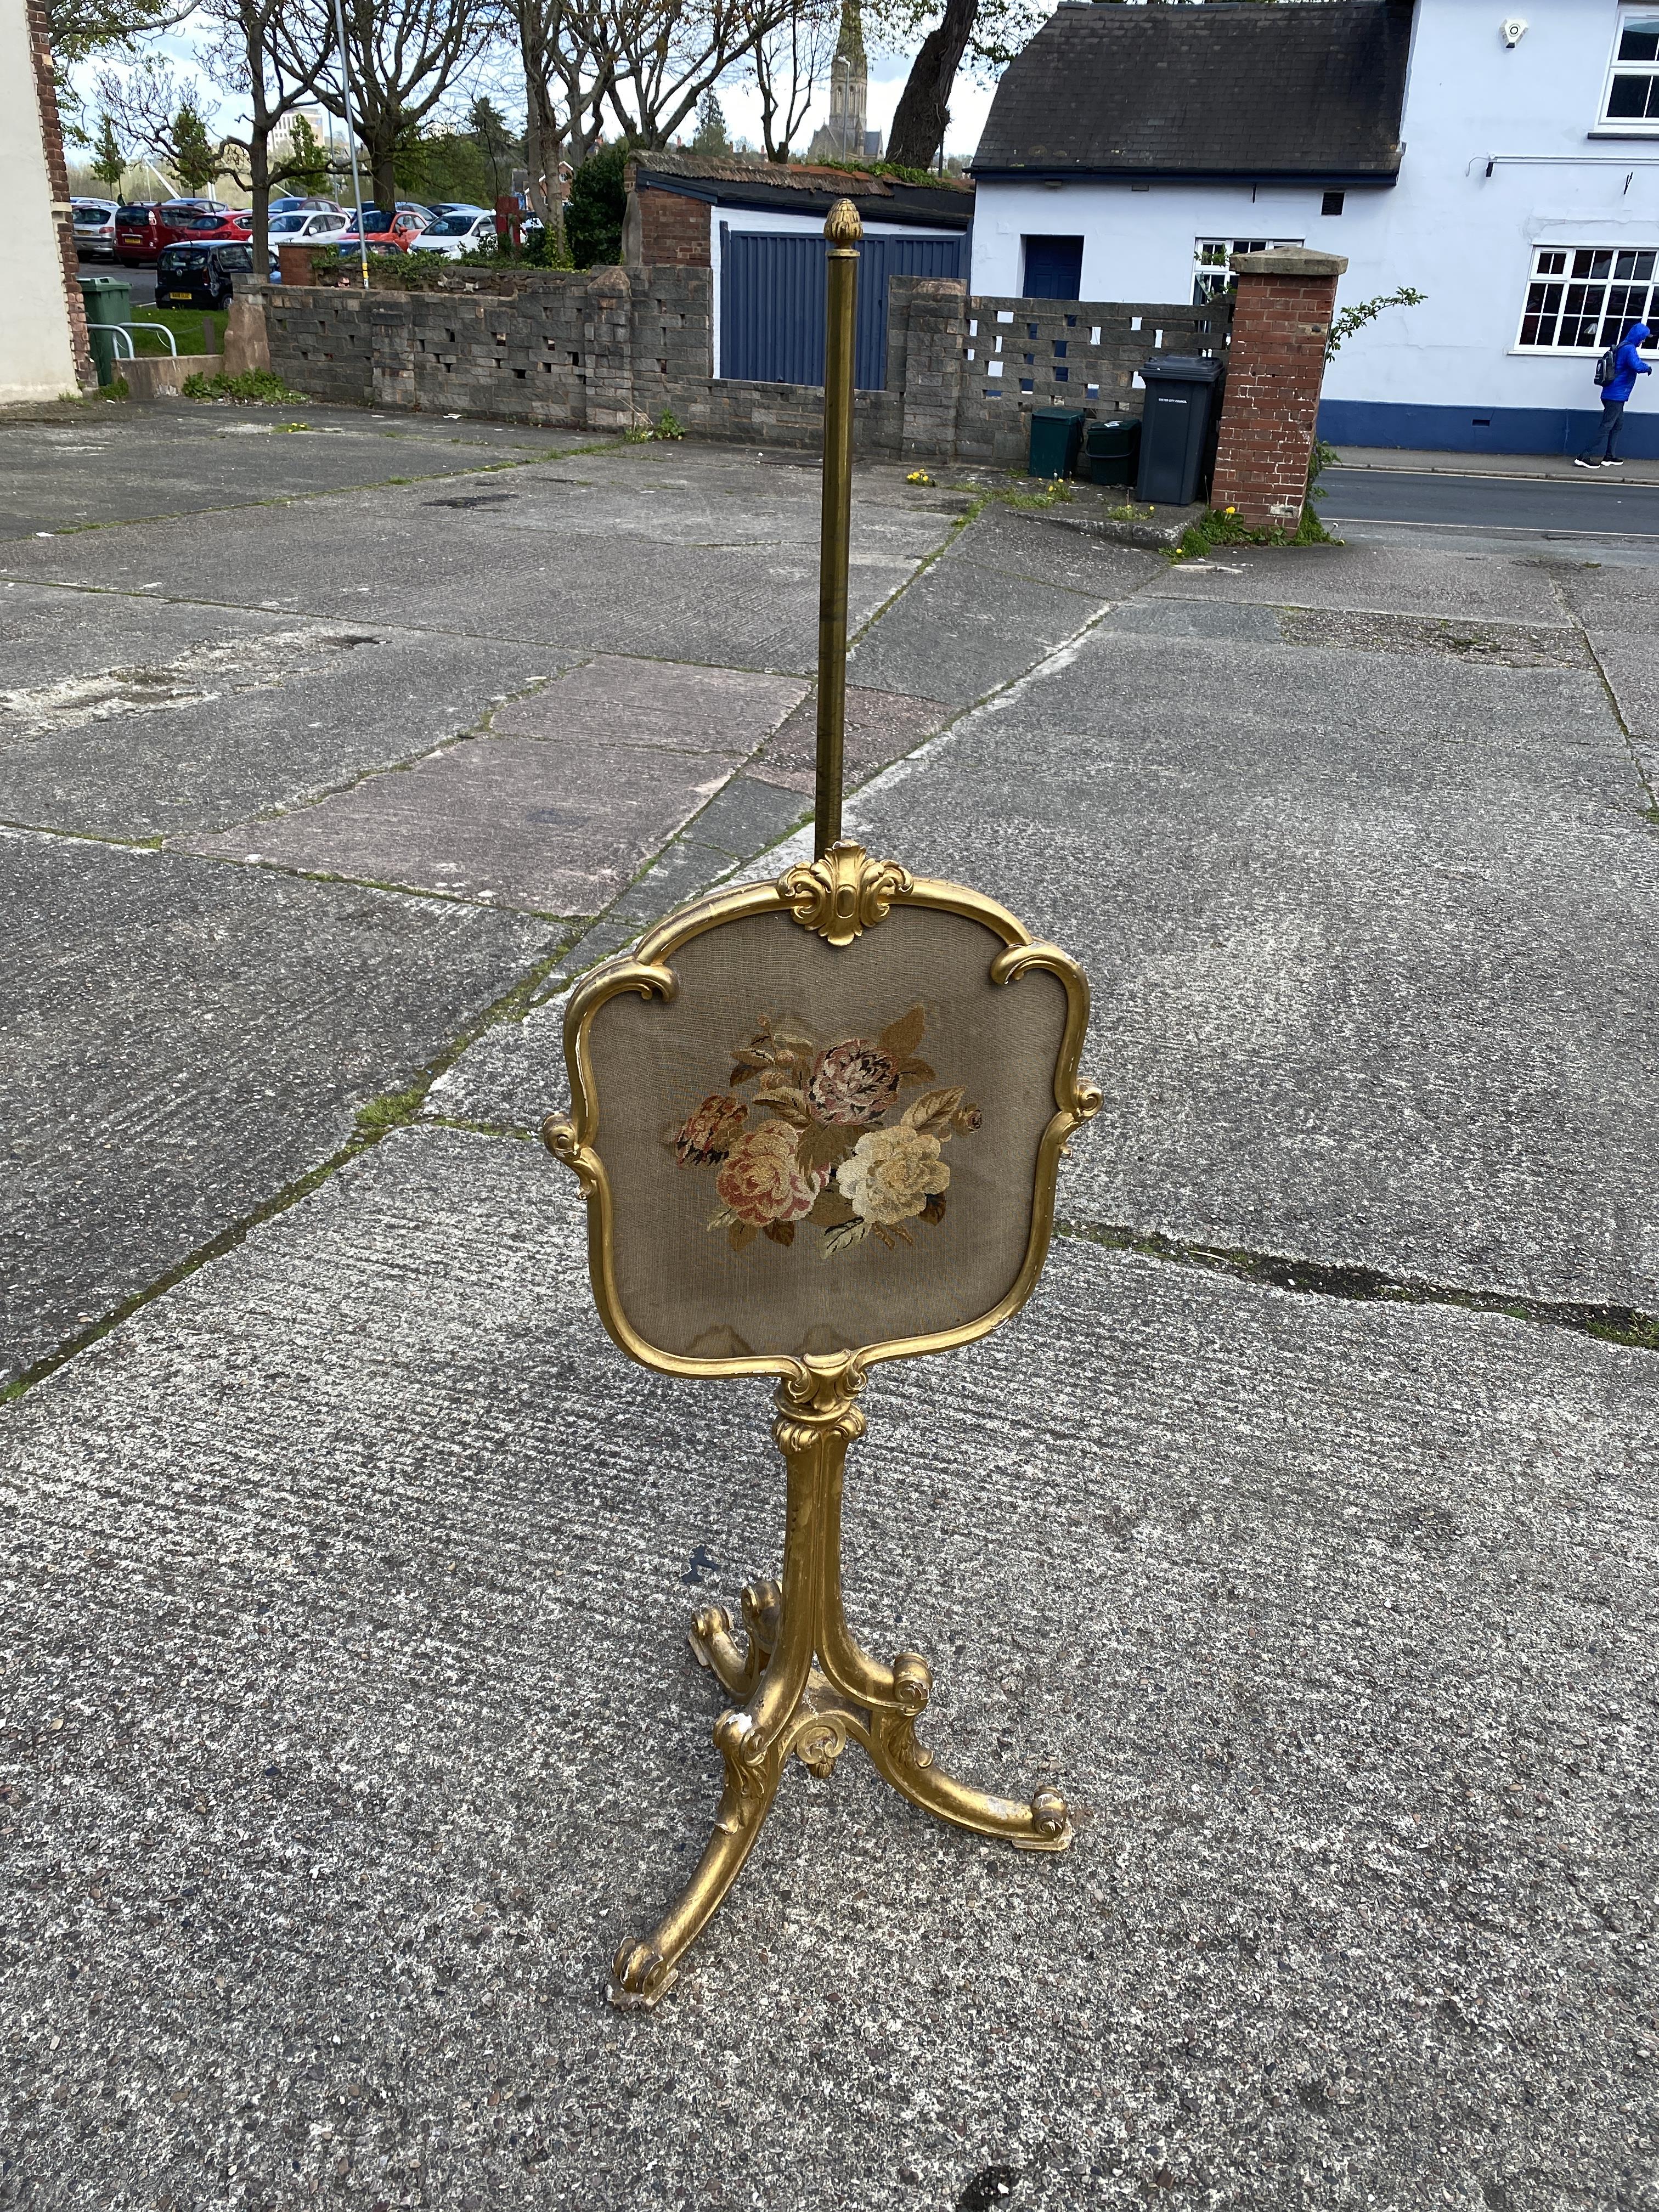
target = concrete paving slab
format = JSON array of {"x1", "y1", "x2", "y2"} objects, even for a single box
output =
[
  {"x1": 0, "y1": 409, "x2": 596, "y2": 537},
  {"x1": 0, "y1": 835, "x2": 555, "y2": 1391},
  {"x1": 0, "y1": 579, "x2": 292, "y2": 691},
  {"x1": 848, "y1": 556, "x2": 1106, "y2": 708},
  {"x1": 942, "y1": 503, "x2": 1166, "y2": 598},
  {"x1": 749, "y1": 684, "x2": 949, "y2": 795},
  {"x1": 489, "y1": 652, "x2": 804, "y2": 753},
  {"x1": 0, "y1": 481, "x2": 927, "y2": 678},
  {"x1": 830, "y1": 623, "x2": 1659, "y2": 1312},
  {"x1": 180, "y1": 731, "x2": 744, "y2": 915},
  {"x1": 1147, "y1": 542, "x2": 1576, "y2": 622},
  {"x1": 2, "y1": 627, "x2": 572, "y2": 841},
  {"x1": 1, "y1": 1125, "x2": 1652, "y2": 2209}
]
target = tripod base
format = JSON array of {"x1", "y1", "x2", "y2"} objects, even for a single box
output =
[{"x1": 608, "y1": 1371, "x2": 1073, "y2": 2010}]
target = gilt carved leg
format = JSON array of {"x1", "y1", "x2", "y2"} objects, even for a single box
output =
[{"x1": 609, "y1": 1367, "x2": 1070, "y2": 2010}]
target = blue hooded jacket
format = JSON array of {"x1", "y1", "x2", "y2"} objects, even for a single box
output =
[{"x1": 1604, "y1": 324, "x2": 1653, "y2": 405}]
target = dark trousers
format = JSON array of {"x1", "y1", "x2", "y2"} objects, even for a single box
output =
[{"x1": 1582, "y1": 399, "x2": 1626, "y2": 459}]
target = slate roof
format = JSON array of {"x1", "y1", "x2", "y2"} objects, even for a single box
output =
[
  {"x1": 630, "y1": 148, "x2": 973, "y2": 230},
  {"x1": 972, "y1": 1, "x2": 1412, "y2": 184}
]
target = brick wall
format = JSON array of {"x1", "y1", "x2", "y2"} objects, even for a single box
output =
[
  {"x1": 260, "y1": 264, "x2": 1218, "y2": 467},
  {"x1": 1210, "y1": 247, "x2": 1346, "y2": 528},
  {"x1": 632, "y1": 187, "x2": 712, "y2": 269},
  {"x1": 25, "y1": 0, "x2": 92, "y2": 391}
]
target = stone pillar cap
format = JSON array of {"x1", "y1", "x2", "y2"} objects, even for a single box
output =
[{"x1": 1231, "y1": 247, "x2": 1348, "y2": 278}]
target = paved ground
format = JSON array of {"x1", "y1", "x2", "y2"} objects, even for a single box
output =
[{"x1": 2, "y1": 407, "x2": 1656, "y2": 2211}]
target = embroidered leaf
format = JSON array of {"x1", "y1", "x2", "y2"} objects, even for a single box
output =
[
  {"x1": 763, "y1": 1219, "x2": 796, "y2": 1246},
  {"x1": 895, "y1": 1057, "x2": 936, "y2": 1087},
  {"x1": 878, "y1": 1003, "x2": 926, "y2": 1060},
  {"x1": 823, "y1": 1218, "x2": 871, "y2": 1255},
  {"x1": 920, "y1": 1193, "x2": 947, "y2": 1225},
  {"x1": 808, "y1": 1185, "x2": 856, "y2": 1227},
  {"x1": 727, "y1": 1221, "x2": 757, "y2": 1252},
  {"x1": 893, "y1": 1221, "x2": 915, "y2": 1245},
  {"x1": 902, "y1": 1086, "x2": 964, "y2": 1138},
  {"x1": 796, "y1": 1121, "x2": 857, "y2": 1175},
  {"x1": 757, "y1": 1083, "x2": 812, "y2": 1129},
  {"x1": 729, "y1": 1050, "x2": 772, "y2": 1086},
  {"x1": 773, "y1": 1032, "x2": 816, "y2": 1080},
  {"x1": 707, "y1": 1204, "x2": 739, "y2": 1231}
]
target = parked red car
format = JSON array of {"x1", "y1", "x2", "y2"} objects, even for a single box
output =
[
  {"x1": 115, "y1": 199, "x2": 246, "y2": 264},
  {"x1": 114, "y1": 202, "x2": 162, "y2": 264}
]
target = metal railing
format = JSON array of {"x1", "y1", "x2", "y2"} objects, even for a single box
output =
[{"x1": 108, "y1": 321, "x2": 179, "y2": 359}]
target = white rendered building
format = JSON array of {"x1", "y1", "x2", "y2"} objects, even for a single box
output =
[{"x1": 970, "y1": 0, "x2": 1659, "y2": 457}]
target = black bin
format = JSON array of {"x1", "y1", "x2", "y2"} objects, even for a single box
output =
[
  {"x1": 1135, "y1": 355, "x2": 1225, "y2": 506},
  {"x1": 1083, "y1": 417, "x2": 1141, "y2": 487}
]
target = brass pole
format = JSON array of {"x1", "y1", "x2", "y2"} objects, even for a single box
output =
[{"x1": 814, "y1": 200, "x2": 861, "y2": 858}]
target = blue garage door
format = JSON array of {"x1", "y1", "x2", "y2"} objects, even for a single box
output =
[{"x1": 719, "y1": 227, "x2": 965, "y2": 390}]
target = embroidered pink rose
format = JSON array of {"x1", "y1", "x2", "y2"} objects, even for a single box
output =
[
  {"x1": 715, "y1": 1122, "x2": 824, "y2": 1227},
  {"x1": 807, "y1": 1039, "x2": 900, "y2": 1126},
  {"x1": 676, "y1": 1092, "x2": 747, "y2": 1166}
]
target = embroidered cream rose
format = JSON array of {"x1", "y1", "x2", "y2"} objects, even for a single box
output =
[
  {"x1": 837, "y1": 1123, "x2": 950, "y2": 1227},
  {"x1": 715, "y1": 1121, "x2": 824, "y2": 1227}
]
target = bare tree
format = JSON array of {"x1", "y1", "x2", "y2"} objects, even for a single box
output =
[
  {"x1": 505, "y1": 0, "x2": 617, "y2": 236},
  {"x1": 276, "y1": 0, "x2": 492, "y2": 218},
  {"x1": 199, "y1": 0, "x2": 327, "y2": 267},
  {"x1": 745, "y1": 0, "x2": 837, "y2": 161},
  {"x1": 604, "y1": 0, "x2": 781, "y2": 150}
]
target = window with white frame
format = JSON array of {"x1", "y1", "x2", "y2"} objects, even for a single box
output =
[
  {"x1": 1516, "y1": 244, "x2": 1659, "y2": 351},
  {"x1": 1602, "y1": 8, "x2": 1659, "y2": 126},
  {"x1": 1192, "y1": 236, "x2": 1302, "y2": 304}
]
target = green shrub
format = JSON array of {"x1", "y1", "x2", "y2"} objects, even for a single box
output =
[
  {"x1": 179, "y1": 369, "x2": 309, "y2": 405},
  {"x1": 567, "y1": 143, "x2": 629, "y2": 268}
]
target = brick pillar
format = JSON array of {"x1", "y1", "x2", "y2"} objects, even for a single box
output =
[
  {"x1": 1210, "y1": 247, "x2": 1347, "y2": 529},
  {"x1": 26, "y1": 0, "x2": 93, "y2": 391},
  {"x1": 900, "y1": 278, "x2": 967, "y2": 465}
]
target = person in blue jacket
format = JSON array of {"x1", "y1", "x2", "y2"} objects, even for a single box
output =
[{"x1": 1576, "y1": 321, "x2": 1652, "y2": 467}]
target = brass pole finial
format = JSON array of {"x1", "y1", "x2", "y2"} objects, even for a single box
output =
[
  {"x1": 814, "y1": 201, "x2": 861, "y2": 856},
  {"x1": 825, "y1": 197, "x2": 864, "y2": 250}
]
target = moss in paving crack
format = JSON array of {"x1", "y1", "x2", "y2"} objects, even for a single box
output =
[{"x1": 1057, "y1": 1218, "x2": 1659, "y2": 1355}]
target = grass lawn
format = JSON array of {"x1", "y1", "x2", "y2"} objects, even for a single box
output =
[{"x1": 128, "y1": 304, "x2": 229, "y2": 358}]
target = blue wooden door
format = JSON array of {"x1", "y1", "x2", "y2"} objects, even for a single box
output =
[{"x1": 719, "y1": 227, "x2": 964, "y2": 389}]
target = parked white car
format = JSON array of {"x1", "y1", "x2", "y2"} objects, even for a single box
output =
[
  {"x1": 268, "y1": 209, "x2": 351, "y2": 244},
  {"x1": 409, "y1": 211, "x2": 499, "y2": 258},
  {"x1": 72, "y1": 199, "x2": 117, "y2": 258}
]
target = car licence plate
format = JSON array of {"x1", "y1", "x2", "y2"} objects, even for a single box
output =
[{"x1": 162, "y1": 290, "x2": 193, "y2": 302}]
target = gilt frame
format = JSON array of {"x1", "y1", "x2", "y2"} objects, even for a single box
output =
[{"x1": 543, "y1": 840, "x2": 1102, "y2": 1398}]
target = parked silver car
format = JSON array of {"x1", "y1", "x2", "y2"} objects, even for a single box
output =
[{"x1": 72, "y1": 198, "x2": 118, "y2": 259}]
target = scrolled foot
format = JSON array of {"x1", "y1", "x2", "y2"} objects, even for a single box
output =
[
  {"x1": 1011, "y1": 1785, "x2": 1075, "y2": 1853},
  {"x1": 608, "y1": 1938, "x2": 679, "y2": 2011},
  {"x1": 687, "y1": 1605, "x2": 732, "y2": 1670}
]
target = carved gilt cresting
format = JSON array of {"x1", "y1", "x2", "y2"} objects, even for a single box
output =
[{"x1": 541, "y1": 842, "x2": 1101, "y2": 2010}]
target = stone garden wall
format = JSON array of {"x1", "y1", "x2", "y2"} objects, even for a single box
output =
[{"x1": 259, "y1": 267, "x2": 1224, "y2": 465}]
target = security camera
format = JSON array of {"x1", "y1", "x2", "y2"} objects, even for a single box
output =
[{"x1": 1501, "y1": 16, "x2": 1527, "y2": 45}]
